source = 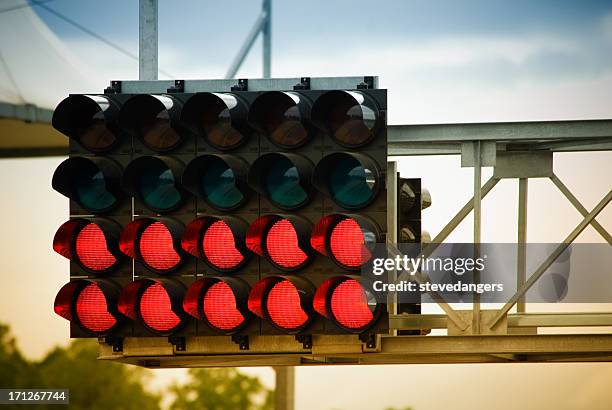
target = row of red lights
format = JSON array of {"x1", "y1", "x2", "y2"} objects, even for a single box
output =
[
  {"x1": 54, "y1": 214, "x2": 377, "y2": 275},
  {"x1": 54, "y1": 275, "x2": 380, "y2": 336}
]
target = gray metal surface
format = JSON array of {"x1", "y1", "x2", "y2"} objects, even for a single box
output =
[
  {"x1": 138, "y1": 0, "x2": 158, "y2": 81},
  {"x1": 120, "y1": 76, "x2": 378, "y2": 93},
  {"x1": 262, "y1": 0, "x2": 271, "y2": 78},
  {"x1": 388, "y1": 119, "x2": 612, "y2": 155},
  {"x1": 225, "y1": 0, "x2": 272, "y2": 79},
  {"x1": 0, "y1": 102, "x2": 53, "y2": 123}
]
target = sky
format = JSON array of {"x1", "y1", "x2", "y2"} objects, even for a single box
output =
[{"x1": 1, "y1": 0, "x2": 612, "y2": 409}]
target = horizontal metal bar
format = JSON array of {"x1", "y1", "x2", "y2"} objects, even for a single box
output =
[
  {"x1": 0, "y1": 102, "x2": 53, "y2": 123},
  {"x1": 388, "y1": 119, "x2": 612, "y2": 143},
  {"x1": 510, "y1": 313, "x2": 612, "y2": 328},
  {"x1": 120, "y1": 76, "x2": 378, "y2": 94},
  {"x1": 99, "y1": 334, "x2": 612, "y2": 368},
  {"x1": 389, "y1": 313, "x2": 612, "y2": 330}
]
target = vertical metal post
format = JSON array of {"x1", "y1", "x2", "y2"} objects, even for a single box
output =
[
  {"x1": 139, "y1": 0, "x2": 158, "y2": 80},
  {"x1": 472, "y1": 141, "x2": 482, "y2": 334},
  {"x1": 262, "y1": 0, "x2": 272, "y2": 78},
  {"x1": 274, "y1": 367, "x2": 295, "y2": 410},
  {"x1": 517, "y1": 178, "x2": 528, "y2": 313},
  {"x1": 387, "y1": 161, "x2": 398, "y2": 332}
]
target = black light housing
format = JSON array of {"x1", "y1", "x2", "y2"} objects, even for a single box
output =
[
  {"x1": 182, "y1": 154, "x2": 251, "y2": 211},
  {"x1": 118, "y1": 278, "x2": 187, "y2": 336},
  {"x1": 181, "y1": 92, "x2": 251, "y2": 151},
  {"x1": 313, "y1": 275, "x2": 382, "y2": 333},
  {"x1": 119, "y1": 94, "x2": 184, "y2": 152},
  {"x1": 246, "y1": 214, "x2": 314, "y2": 271},
  {"x1": 52, "y1": 94, "x2": 121, "y2": 153},
  {"x1": 249, "y1": 152, "x2": 314, "y2": 210},
  {"x1": 248, "y1": 91, "x2": 313, "y2": 149},
  {"x1": 53, "y1": 217, "x2": 124, "y2": 275},
  {"x1": 183, "y1": 277, "x2": 252, "y2": 334},
  {"x1": 247, "y1": 276, "x2": 315, "y2": 334},
  {"x1": 122, "y1": 155, "x2": 187, "y2": 213},
  {"x1": 312, "y1": 152, "x2": 381, "y2": 210},
  {"x1": 54, "y1": 279, "x2": 123, "y2": 336},
  {"x1": 181, "y1": 216, "x2": 251, "y2": 273},
  {"x1": 52, "y1": 156, "x2": 124, "y2": 214},
  {"x1": 311, "y1": 90, "x2": 380, "y2": 148}
]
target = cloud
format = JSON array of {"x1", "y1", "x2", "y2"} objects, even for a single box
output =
[{"x1": 50, "y1": 13, "x2": 612, "y2": 124}]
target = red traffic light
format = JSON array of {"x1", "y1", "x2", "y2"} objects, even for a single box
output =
[
  {"x1": 118, "y1": 279, "x2": 186, "y2": 335},
  {"x1": 311, "y1": 214, "x2": 378, "y2": 270},
  {"x1": 314, "y1": 276, "x2": 381, "y2": 333},
  {"x1": 183, "y1": 277, "x2": 251, "y2": 333},
  {"x1": 54, "y1": 279, "x2": 122, "y2": 335},
  {"x1": 53, "y1": 218, "x2": 123, "y2": 274},
  {"x1": 182, "y1": 216, "x2": 250, "y2": 272},
  {"x1": 119, "y1": 218, "x2": 186, "y2": 274},
  {"x1": 248, "y1": 276, "x2": 314, "y2": 333},
  {"x1": 247, "y1": 215, "x2": 313, "y2": 271}
]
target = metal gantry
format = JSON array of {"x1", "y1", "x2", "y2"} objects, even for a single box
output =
[{"x1": 88, "y1": 91, "x2": 612, "y2": 368}]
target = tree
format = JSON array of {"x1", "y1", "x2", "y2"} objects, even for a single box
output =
[
  {"x1": 0, "y1": 323, "x2": 275, "y2": 410},
  {"x1": 35, "y1": 338, "x2": 161, "y2": 410},
  {"x1": 169, "y1": 368, "x2": 273, "y2": 410},
  {"x1": 0, "y1": 324, "x2": 32, "y2": 388},
  {"x1": 0, "y1": 323, "x2": 161, "y2": 410}
]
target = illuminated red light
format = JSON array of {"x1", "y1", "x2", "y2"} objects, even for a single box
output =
[
  {"x1": 75, "y1": 283, "x2": 117, "y2": 333},
  {"x1": 139, "y1": 283, "x2": 181, "y2": 332},
  {"x1": 75, "y1": 223, "x2": 116, "y2": 271},
  {"x1": 265, "y1": 219, "x2": 308, "y2": 269},
  {"x1": 202, "y1": 220, "x2": 244, "y2": 270},
  {"x1": 266, "y1": 280, "x2": 308, "y2": 330},
  {"x1": 330, "y1": 279, "x2": 374, "y2": 330},
  {"x1": 329, "y1": 218, "x2": 370, "y2": 268},
  {"x1": 203, "y1": 281, "x2": 245, "y2": 330},
  {"x1": 139, "y1": 222, "x2": 181, "y2": 271}
]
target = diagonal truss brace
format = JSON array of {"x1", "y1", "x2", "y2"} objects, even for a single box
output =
[{"x1": 488, "y1": 189, "x2": 612, "y2": 329}]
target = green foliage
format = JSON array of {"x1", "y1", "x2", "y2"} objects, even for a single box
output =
[
  {"x1": 0, "y1": 324, "x2": 35, "y2": 409},
  {"x1": 169, "y1": 368, "x2": 273, "y2": 410},
  {"x1": 384, "y1": 407, "x2": 414, "y2": 410},
  {"x1": 35, "y1": 338, "x2": 161, "y2": 410},
  {"x1": 0, "y1": 323, "x2": 274, "y2": 410}
]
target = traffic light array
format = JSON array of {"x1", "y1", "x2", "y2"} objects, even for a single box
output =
[{"x1": 51, "y1": 77, "x2": 423, "y2": 351}]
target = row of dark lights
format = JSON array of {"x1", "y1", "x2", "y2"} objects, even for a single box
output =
[
  {"x1": 54, "y1": 274, "x2": 380, "y2": 337},
  {"x1": 52, "y1": 150, "x2": 381, "y2": 216},
  {"x1": 54, "y1": 90, "x2": 380, "y2": 154},
  {"x1": 54, "y1": 214, "x2": 377, "y2": 275}
]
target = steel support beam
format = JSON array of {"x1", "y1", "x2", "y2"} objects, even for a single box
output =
[
  {"x1": 388, "y1": 120, "x2": 612, "y2": 144},
  {"x1": 390, "y1": 313, "x2": 612, "y2": 330},
  {"x1": 472, "y1": 141, "x2": 482, "y2": 333},
  {"x1": 517, "y1": 178, "x2": 528, "y2": 312},
  {"x1": 489, "y1": 189, "x2": 612, "y2": 329},
  {"x1": 274, "y1": 367, "x2": 294, "y2": 410},
  {"x1": 550, "y1": 174, "x2": 612, "y2": 244},
  {"x1": 99, "y1": 333, "x2": 612, "y2": 367},
  {"x1": 262, "y1": 0, "x2": 271, "y2": 78},
  {"x1": 139, "y1": 0, "x2": 158, "y2": 81},
  {"x1": 225, "y1": 0, "x2": 271, "y2": 79}
]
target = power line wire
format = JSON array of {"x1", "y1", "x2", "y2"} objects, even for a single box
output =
[
  {"x1": 0, "y1": 0, "x2": 56, "y2": 14},
  {"x1": 30, "y1": 0, "x2": 174, "y2": 78}
]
